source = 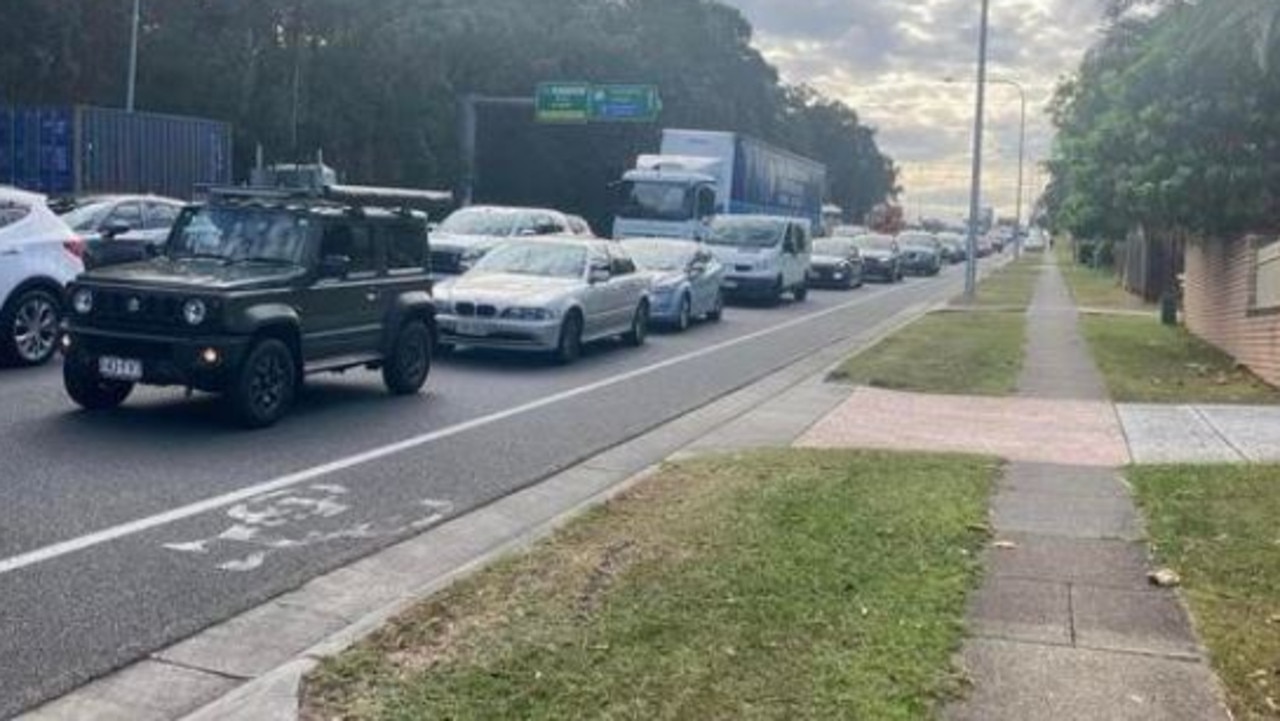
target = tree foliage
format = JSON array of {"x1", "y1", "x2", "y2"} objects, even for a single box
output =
[
  {"x1": 1045, "y1": 0, "x2": 1280, "y2": 239},
  {"x1": 0, "y1": 0, "x2": 898, "y2": 228}
]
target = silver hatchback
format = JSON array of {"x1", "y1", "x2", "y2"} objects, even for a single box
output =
[{"x1": 434, "y1": 239, "x2": 651, "y2": 363}]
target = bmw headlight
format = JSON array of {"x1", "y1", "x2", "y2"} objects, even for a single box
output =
[
  {"x1": 458, "y1": 248, "x2": 487, "y2": 271},
  {"x1": 501, "y1": 307, "x2": 556, "y2": 321},
  {"x1": 182, "y1": 298, "x2": 208, "y2": 326},
  {"x1": 72, "y1": 288, "x2": 94, "y2": 315}
]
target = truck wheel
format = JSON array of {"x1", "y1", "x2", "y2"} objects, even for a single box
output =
[
  {"x1": 793, "y1": 284, "x2": 808, "y2": 302},
  {"x1": 64, "y1": 359, "x2": 133, "y2": 410},
  {"x1": 554, "y1": 312, "x2": 583, "y2": 365},
  {"x1": 229, "y1": 338, "x2": 297, "y2": 429},
  {"x1": 623, "y1": 301, "x2": 649, "y2": 346},
  {"x1": 383, "y1": 320, "x2": 432, "y2": 395},
  {"x1": 2, "y1": 287, "x2": 61, "y2": 366}
]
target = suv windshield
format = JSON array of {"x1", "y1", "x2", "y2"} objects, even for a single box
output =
[
  {"x1": 621, "y1": 241, "x2": 695, "y2": 271},
  {"x1": 618, "y1": 181, "x2": 693, "y2": 222},
  {"x1": 472, "y1": 242, "x2": 586, "y2": 279},
  {"x1": 167, "y1": 206, "x2": 310, "y2": 264},
  {"x1": 438, "y1": 208, "x2": 518, "y2": 236},
  {"x1": 706, "y1": 218, "x2": 785, "y2": 248}
]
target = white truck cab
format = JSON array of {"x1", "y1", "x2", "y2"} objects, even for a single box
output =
[{"x1": 612, "y1": 157, "x2": 719, "y2": 241}]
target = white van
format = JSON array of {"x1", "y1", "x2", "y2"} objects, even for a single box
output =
[{"x1": 705, "y1": 215, "x2": 811, "y2": 303}]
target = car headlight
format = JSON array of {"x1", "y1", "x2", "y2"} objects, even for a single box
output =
[
  {"x1": 435, "y1": 299, "x2": 453, "y2": 315},
  {"x1": 182, "y1": 298, "x2": 208, "y2": 326},
  {"x1": 458, "y1": 248, "x2": 487, "y2": 271},
  {"x1": 72, "y1": 288, "x2": 93, "y2": 315},
  {"x1": 501, "y1": 307, "x2": 556, "y2": 321}
]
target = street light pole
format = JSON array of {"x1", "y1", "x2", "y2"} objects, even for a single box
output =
[
  {"x1": 988, "y1": 78, "x2": 1027, "y2": 255},
  {"x1": 963, "y1": 0, "x2": 992, "y2": 301},
  {"x1": 125, "y1": 0, "x2": 140, "y2": 112}
]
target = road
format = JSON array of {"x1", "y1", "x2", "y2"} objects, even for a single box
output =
[{"x1": 0, "y1": 263, "x2": 981, "y2": 717}]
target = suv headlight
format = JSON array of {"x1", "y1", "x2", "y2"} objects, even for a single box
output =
[
  {"x1": 501, "y1": 307, "x2": 556, "y2": 321},
  {"x1": 182, "y1": 298, "x2": 208, "y2": 326},
  {"x1": 72, "y1": 288, "x2": 94, "y2": 315}
]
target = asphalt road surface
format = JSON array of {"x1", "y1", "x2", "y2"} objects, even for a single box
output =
[{"x1": 0, "y1": 262, "x2": 984, "y2": 717}]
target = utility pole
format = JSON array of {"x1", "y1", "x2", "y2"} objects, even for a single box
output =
[
  {"x1": 963, "y1": 0, "x2": 992, "y2": 302},
  {"x1": 125, "y1": 0, "x2": 140, "y2": 112}
]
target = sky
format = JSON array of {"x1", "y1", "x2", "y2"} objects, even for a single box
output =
[{"x1": 721, "y1": 0, "x2": 1105, "y2": 222}]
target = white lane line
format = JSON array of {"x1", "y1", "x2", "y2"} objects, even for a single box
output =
[{"x1": 0, "y1": 277, "x2": 939, "y2": 577}]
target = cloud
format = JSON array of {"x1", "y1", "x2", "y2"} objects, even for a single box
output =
[{"x1": 723, "y1": 0, "x2": 1104, "y2": 219}]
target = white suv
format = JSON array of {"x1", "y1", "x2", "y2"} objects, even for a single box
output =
[{"x1": 0, "y1": 188, "x2": 85, "y2": 366}]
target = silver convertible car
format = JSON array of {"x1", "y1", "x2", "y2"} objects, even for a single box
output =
[{"x1": 434, "y1": 239, "x2": 651, "y2": 363}]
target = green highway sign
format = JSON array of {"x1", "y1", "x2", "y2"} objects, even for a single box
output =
[
  {"x1": 535, "y1": 83, "x2": 592, "y2": 123},
  {"x1": 535, "y1": 83, "x2": 661, "y2": 124}
]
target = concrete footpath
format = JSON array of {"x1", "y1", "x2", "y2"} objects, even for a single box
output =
[{"x1": 807, "y1": 260, "x2": 1233, "y2": 719}]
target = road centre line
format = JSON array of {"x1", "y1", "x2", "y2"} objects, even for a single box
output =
[{"x1": 0, "y1": 279, "x2": 932, "y2": 577}]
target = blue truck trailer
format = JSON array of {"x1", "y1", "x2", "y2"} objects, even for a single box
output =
[
  {"x1": 613, "y1": 129, "x2": 827, "y2": 240},
  {"x1": 0, "y1": 105, "x2": 232, "y2": 200}
]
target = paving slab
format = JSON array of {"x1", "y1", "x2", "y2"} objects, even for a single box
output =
[
  {"x1": 1117, "y1": 405, "x2": 1243, "y2": 464},
  {"x1": 967, "y1": 577, "x2": 1072, "y2": 645},
  {"x1": 999, "y1": 462, "x2": 1129, "y2": 499},
  {"x1": 797, "y1": 387, "x2": 1130, "y2": 467},
  {"x1": 156, "y1": 602, "x2": 347, "y2": 680},
  {"x1": 1017, "y1": 265, "x2": 1109, "y2": 401},
  {"x1": 1072, "y1": 585, "x2": 1203, "y2": 659},
  {"x1": 20, "y1": 661, "x2": 235, "y2": 721},
  {"x1": 1195, "y1": 405, "x2": 1280, "y2": 462},
  {"x1": 945, "y1": 639, "x2": 1230, "y2": 721},
  {"x1": 992, "y1": 490, "x2": 1143, "y2": 540},
  {"x1": 989, "y1": 533, "x2": 1153, "y2": 591}
]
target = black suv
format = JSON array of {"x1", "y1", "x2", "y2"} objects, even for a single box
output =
[{"x1": 61, "y1": 185, "x2": 440, "y2": 428}]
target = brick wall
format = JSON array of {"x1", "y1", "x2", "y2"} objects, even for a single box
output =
[{"x1": 1183, "y1": 236, "x2": 1280, "y2": 387}]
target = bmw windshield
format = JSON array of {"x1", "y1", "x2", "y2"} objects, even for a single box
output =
[{"x1": 471, "y1": 242, "x2": 586, "y2": 279}]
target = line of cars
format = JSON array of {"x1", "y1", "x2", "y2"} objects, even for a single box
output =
[{"x1": 4, "y1": 184, "x2": 967, "y2": 427}]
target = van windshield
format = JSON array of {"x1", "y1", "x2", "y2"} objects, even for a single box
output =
[
  {"x1": 706, "y1": 218, "x2": 785, "y2": 248},
  {"x1": 617, "y1": 181, "x2": 694, "y2": 222}
]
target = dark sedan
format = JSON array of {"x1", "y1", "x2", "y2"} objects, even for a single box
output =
[
  {"x1": 60, "y1": 195, "x2": 185, "y2": 269},
  {"x1": 807, "y1": 237, "x2": 865, "y2": 289},
  {"x1": 849, "y1": 234, "x2": 903, "y2": 283},
  {"x1": 897, "y1": 231, "x2": 943, "y2": 276}
]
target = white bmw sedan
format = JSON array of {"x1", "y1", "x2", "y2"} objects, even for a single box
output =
[{"x1": 434, "y1": 238, "x2": 651, "y2": 364}]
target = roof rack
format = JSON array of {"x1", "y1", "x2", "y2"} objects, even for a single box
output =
[{"x1": 204, "y1": 183, "x2": 454, "y2": 213}]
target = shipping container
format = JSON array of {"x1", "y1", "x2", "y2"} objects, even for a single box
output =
[{"x1": 0, "y1": 105, "x2": 232, "y2": 200}]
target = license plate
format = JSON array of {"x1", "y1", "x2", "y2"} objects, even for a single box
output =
[
  {"x1": 454, "y1": 321, "x2": 490, "y2": 337},
  {"x1": 722, "y1": 280, "x2": 739, "y2": 290},
  {"x1": 99, "y1": 356, "x2": 142, "y2": 381}
]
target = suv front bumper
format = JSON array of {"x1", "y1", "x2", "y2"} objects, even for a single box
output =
[{"x1": 64, "y1": 325, "x2": 252, "y2": 391}]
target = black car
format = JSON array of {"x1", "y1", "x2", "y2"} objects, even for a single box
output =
[
  {"x1": 808, "y1": 237, "x2": 865, "y2": 289},
  {"x1": 849, "y1": 234, "x2": 903, "y2": 282},
  {"x1": 62, "y1": 185, "x2": 439, "y2": 428},
  {"x1": 897, "y1": 232, "x2": 943, "y2": 276}
]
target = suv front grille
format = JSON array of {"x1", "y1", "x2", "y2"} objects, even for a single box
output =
[{"x1": 93, "y1": 291, "x2": 185, "y2": 330}]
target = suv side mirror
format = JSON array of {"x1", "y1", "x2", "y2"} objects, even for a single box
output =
[
  {"x1": 589, "y1": 265, "x2": 611, "y2": 284},
  {"x1": 102, "y1": 220, "x2": 132, "y2": 239},
  {"x1": 318, "y1": 254, "x2": 351, "y2": 280}
]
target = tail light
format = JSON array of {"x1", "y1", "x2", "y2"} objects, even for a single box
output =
[{"x1": 63, "y1": 236, "x2": 86, "y2": 260}]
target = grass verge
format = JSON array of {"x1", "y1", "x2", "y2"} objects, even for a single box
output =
[
  {"x1": 1130, "y1": 465, "x2": 1280, "y2": 720},
  {"x1": 303, "y1": 450, "x2": 997, "y2": 721},
  {"x1": 1080, "y1": 314, "x2": 1280, "y2": 404},
  {"x1": 830, "y1": 311, "x2": 1025, "y2": 395},
  {"x1": 968, "y1": 255, "x2": 1042, "y2": 309},
  {"x1": 1054, "y1": 242, "x2": 1153, "y2": 311}
]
